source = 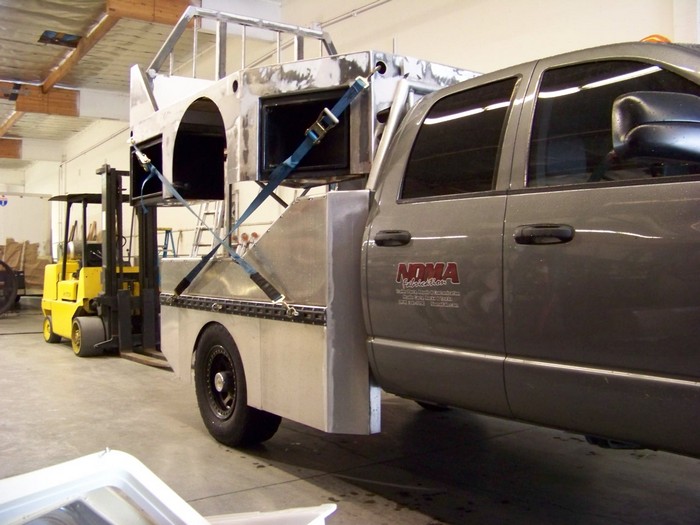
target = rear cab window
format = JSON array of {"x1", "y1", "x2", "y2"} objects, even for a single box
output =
[{"x1": 400, "y1": 77, "x2": 519, "y2": 200}]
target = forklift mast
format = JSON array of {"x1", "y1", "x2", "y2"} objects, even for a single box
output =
[{"x1": 96, "y1": 164, "x2": 159, "y2": 355}]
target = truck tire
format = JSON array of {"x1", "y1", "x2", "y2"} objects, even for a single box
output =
[
  {"x1": 194, "y1": 324, "x2": 281, "y2": 447},
  {"x1": 71, "y1": 316, "x2": 105, "y2": 357},
  {"x1": 43, "y1": 316, "x2": 61, "y2": 343}
]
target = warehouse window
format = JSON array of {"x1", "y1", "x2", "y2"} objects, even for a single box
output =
[
  {"x1": 528, "y1": 60, "x2": 700, "y2": 187},
  {"x1": 401, "y1": 78, "x2": 517, "y2": 200}
]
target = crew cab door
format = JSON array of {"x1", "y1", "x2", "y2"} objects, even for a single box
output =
[
  {"x1": 504, "y1": 47, "x2": 700, "y2": 455},
  {"x1": 364, "y1": 67, "x2": 529, "y2": 415}
]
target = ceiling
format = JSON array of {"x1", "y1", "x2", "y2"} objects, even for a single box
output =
[{"x1": 0, "y1": 0, "x2": 212, "y2": 173}]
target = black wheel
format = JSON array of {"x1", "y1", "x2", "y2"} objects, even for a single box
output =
[
  {"x1": 43, "y1": 316, "x2": 61, "y2": 343},
  {"x1": 0, "y1": 260, "x2": 18, "y2": 315},
  {"x1": 71, "y1": 316, "x2": 105, "y2": 357},
  {"x1": 194, "y1": 324, "x2": 281, "y2": 447}
]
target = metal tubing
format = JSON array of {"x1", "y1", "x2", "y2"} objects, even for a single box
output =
[
  {"x1": 148, "y1": 6, "x2": 337, "y2": 75},
  {"x1": 216, "y1": 19, "x2": 227, "y2": 79},
  {"x1": 294, "y1": 35, "x2": 303, "y2": 61},
  {"x1": 81, "y1": 199, "x2": 88, "y2": 269},
  {"x1": 148, "y1": 6, "x2": 197, "y2": 74},
  {"x1": 61, "y1": 202, "x2": 71, "y2": 280},
  {"x1": 192, "y1": 17, "x2": 199, "y2": 78},
  {"x1": 241, "y1": 25, "x2": 246, "y2": 69},
  {"x1": 276, "y1": 32, "x2": 281, "y2": 63}
]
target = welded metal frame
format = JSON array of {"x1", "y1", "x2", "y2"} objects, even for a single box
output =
[{"x1": 147, "y1": 6, "x2": 337, "y2": 79}]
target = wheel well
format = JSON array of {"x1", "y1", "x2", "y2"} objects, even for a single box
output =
[
  {"x1": 192, "y1": 321, "x2": 229, "y2": 368},
  {"x1": 71, "y1": 307, "x2": 88, "y2": 321}
]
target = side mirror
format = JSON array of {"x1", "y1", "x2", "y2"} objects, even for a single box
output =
[{"x1": 612, "y1": 91, "x2": 700, "y2": 163}]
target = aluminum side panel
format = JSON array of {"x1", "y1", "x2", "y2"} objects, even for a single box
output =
[
  {"x1": 159, "y1": 191, "x2": 378, "y2": 434},
  {"x1": 160, "y1": 306, "x2": 262, "y2": 403}
]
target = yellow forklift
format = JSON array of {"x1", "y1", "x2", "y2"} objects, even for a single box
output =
[{"x1": 41, "y1": 164, "x2": 163, "y2": 366}]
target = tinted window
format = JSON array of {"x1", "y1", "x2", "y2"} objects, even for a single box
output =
[
  {"x1": 401, "y1": 78, "x2": 517, "y2": 199},
  {"x1": 528, "y1": 61, "x2": 700, "y2": 187}
]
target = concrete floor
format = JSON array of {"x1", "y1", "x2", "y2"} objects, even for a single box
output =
[{"x1": 1, "y1": 303, "x2": 699, "y2": 524}]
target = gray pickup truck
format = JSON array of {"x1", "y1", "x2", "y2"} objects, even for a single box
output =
[
  {"x1": 364, "y1": 42, "x2": 700, "y2": 457},
  {"x1": 133, "y1": 25, "x2": 699, "y2": 458}
]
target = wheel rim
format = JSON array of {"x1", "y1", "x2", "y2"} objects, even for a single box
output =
[
  {"x1": 206, "y1": 344, "x2": 236, "y2": 420},
  {"x1": 43, "y1": 318, "x2": 51, "y2": 340},
  {"x1": 71, "y1": 323, "x2": 82, "y2": 354}
]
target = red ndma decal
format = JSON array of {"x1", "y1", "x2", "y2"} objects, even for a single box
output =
[{"x1": 396, "y1": 262, "x2": 460, "y2": 286}]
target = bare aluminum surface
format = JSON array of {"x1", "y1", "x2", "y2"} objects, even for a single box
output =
[
  {"x1": 148, "y1": 6, "x2": 337, "y2": 76},
  {"x1": 160, "y1": 190, "x2": 378, "y2": 433},
  {"x1": 160, "y1": 191, "x2": 369, "y2": 305}
]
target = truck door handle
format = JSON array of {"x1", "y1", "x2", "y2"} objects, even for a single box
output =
[
  {"x1": 514, "y1": 224, "x2": 575, "y2": 245},
  {"x1": 374, "y1": 230, "x2": 412, "y2": 247}
]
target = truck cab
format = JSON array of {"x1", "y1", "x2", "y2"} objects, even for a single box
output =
[{"x1": 365, "y1": 42, "x2": 700, "y2": 456}]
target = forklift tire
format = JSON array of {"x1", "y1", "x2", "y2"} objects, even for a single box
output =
[
  {"x1": 71, "y1": 316, "x2": 105, "y2": 357},
  {"x1": 194, "y1": 324, "x2": 281, "y2": 447},
  {"x1": 42, "y1": 316, "x2": 61, "y2": 344}
]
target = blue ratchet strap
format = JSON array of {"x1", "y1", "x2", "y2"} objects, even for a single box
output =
[
  {"x1": 168, "y1": 69, "x2": 377, "y2": 299},
  {"x1": 132, "y1": 155, "x2": 285, "y2": 304},
  {"x1": 140, "y1": 169, "x2": 156, "y2": 214},
  {"x1": 132, "y1": 155, "x2": 257, "y2": 276}
]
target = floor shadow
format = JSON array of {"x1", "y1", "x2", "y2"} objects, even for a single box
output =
[{"x1": 244, "y1": 395, "x2": 700, "y2": 524}]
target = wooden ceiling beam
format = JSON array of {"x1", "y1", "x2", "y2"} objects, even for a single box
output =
[
  {"x1": 107, "y1": 0, "x2": 200, "y2": 25},
  {"x1": 0, "y1": 138, "x2": 21, "y2": 159},
  {"x1": 0, "y1": 1, "x2": 197, "y2": 140},
  {"x1": 42, "y1": 13, "x2": 120, "y2": 93},
  {"x1": 0, "y1": 111, "x2": 25, "y2": 139},
  {"x1": 0, "y1": 83, "x2": 79, "y2": 117}
]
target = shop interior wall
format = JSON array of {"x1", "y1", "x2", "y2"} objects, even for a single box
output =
[{"x1": 281, "y1": 0, "x2": 699, "y2": 72}]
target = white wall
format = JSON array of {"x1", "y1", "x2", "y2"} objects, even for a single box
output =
[
  {"x1": 0, "y1": 170, "x2": 26, "y2": 191},
  {"x1": 281, "y1": 0, "x2": 699, "y2": 73},
  {"x1": 26, "y1": 121, "x2": 129, "y2": 257},
  {"x1": 0, "y1": 193, "x2": 51, "y2": 256}
]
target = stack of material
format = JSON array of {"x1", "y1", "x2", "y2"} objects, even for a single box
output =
[{"x1": 0, "y1": 238, "x2": 52, "y2": 292}]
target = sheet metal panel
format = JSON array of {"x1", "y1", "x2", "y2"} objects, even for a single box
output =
[{"x1": 161, "y1": 190, "x2": 378, "y2": 433}]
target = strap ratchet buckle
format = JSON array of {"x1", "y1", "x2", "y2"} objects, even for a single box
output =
[
  {"x1": 306, "y1": 107, "x2": 339, "y2": 145},
  {"x1": 129, "y1": 139, "x2": 151, "y2": 168}
]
